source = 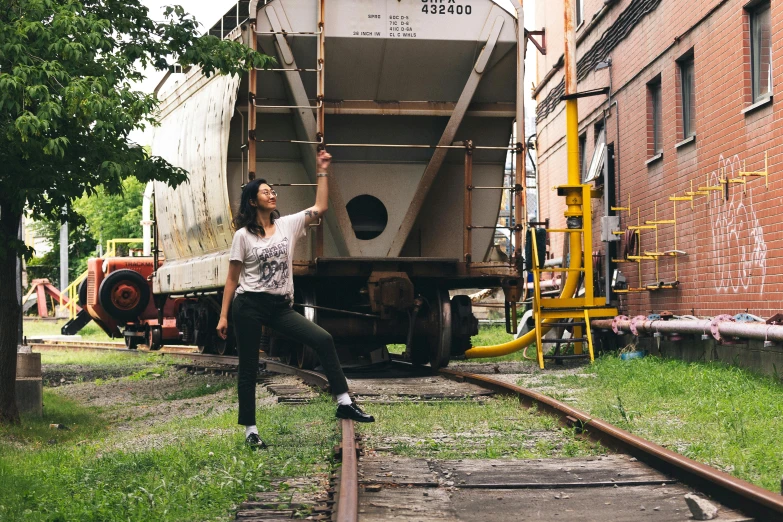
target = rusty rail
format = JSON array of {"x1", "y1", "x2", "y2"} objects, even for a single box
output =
[
  {"x1": 438, "y1": 367, "x2": 783, "y2": 521},
  {"x1": 336, "y1": 419, "x2": 359, "y2": 522}
]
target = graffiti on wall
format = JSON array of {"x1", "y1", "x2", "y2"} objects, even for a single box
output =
[{"x1": 708, "y1": 154, "x2": 767, "y2": 293}]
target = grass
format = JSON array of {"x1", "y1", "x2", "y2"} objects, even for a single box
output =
[
  {"x1": 24, "y1": 319, "x2": 114, "y2": 342},
  {"x1": 2, "y1": 392, "x2": 109, "y2": 447},
  {"x1": 531, "y1": 355, "x2": 783, "y2": 492},
  {"x1": 0, "y1": 393, "x2": 339, "y2": 521},
  {"x1": 356, "y1": 397, "x2": 600, "y2": 460},
  {"x1": 40, "y1": 350, "x2": 162, "y2": 367}
]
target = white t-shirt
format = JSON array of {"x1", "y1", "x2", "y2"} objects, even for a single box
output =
[{"x1": 229, "y1": 211, "x2": 307, "y2": 299}]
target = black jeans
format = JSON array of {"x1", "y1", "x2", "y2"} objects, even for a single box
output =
[{"x1": 232, "y1": 291, "x2": 349, "y2": 426}]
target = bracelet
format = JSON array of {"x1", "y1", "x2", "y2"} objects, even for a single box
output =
[{"x1": 317, "y1": 172, "x2": 328, "y2": 177}]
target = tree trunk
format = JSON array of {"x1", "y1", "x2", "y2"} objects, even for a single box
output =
[{"x1": 0, "y1": 207, "x2": 21, "y2": 424}]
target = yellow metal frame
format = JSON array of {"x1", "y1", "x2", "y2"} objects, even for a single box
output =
[
  {"x1": 529, "y1": 183, "x2": 617, "y2": 369},
  {"x1": 59, "y1": 238, "x2": 145, "y2": 320}
]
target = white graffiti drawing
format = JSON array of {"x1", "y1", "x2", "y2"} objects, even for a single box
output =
[{"x1": 708, "y1": 154, "x2": 767, "y2": 293}]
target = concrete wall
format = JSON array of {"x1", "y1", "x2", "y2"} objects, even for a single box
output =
[{"x1": 534, "y1": 0, "x2": 783, "y2": 318}]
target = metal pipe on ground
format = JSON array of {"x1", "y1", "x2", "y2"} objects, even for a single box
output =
[{"x1": 592, "y1": 318, "x2": 783, "y2": 343}]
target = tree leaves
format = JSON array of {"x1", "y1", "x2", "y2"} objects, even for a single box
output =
[{"x1": 0, "y1": 0, "x2": 272, "y2": 256}]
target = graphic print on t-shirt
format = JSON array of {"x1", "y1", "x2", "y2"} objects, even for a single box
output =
[{"x1": 252, "y1": 237, "x2": 290, "y2": 290}]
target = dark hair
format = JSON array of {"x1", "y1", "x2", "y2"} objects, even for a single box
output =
[{"x1": 232, "y1": 178, "x2": 280, "y2": 237}]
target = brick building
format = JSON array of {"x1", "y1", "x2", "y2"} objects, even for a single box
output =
[{"x1": 534, "y1": 0, "x2": 781, "y2": 317}]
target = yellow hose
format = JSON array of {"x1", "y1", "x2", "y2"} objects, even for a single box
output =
[
  {"x1": 464, "y1": 99, "x2": 582, "y2": 360},
  {"x1": 463, "y1": 231, "x2": 582, "y2": 358}
]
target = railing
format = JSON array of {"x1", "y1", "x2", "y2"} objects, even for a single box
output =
[{"x1": 59, "y1": 238, "x2": 145, "y2": 320}]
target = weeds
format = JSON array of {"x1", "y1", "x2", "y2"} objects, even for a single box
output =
[
  {"x1": 529, "y1": 355, "x2": 783, "y2": 492},
  {"x1": 356, "y1": 397, "x2": 601, "y2": 460}
]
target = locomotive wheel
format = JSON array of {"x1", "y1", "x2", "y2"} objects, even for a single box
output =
[
  {"x1": 125, "y1": 334, "x2": 140, "y2": 350},
  {"x1": 98, "y1": 269, "x2": 150, "y2": 321},
  {"x1": 146, "y1": 326, "x2": 163, "y2": 351},
  {"x1": 78, "y1": 279, "x2": 88, "y2": 307},
  {"x1": 428, "y1": 288, "x2": 452, "y2": 369}
]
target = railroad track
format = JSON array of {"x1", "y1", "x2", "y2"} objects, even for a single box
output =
[{"x1": 30, "y1": 341, "x2": 783, "y2": 520}]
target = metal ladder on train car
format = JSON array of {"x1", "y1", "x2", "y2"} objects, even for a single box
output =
[
  {"x1": 247, "y1": 1, "x2": 327, "y2": 256},
  {"x1": 528, "y1": 185, "x2": 618, "y2": 369}
]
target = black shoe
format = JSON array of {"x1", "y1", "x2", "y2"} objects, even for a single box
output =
[
  {"x1": 245, "y1": 433, "x2": 268, "y2": 449},
  {"x1": 336, "y1": 403, "x2": 375, "y2": 423}
]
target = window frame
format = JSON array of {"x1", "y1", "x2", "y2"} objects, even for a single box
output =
[
  {"x1": 748, "y1": 1, "x2": 772, "y2": 101},
  {"x1": 677, "y1": 53, "x2": 696, "y2": 139},
  {"x1": 648, "y1": 78, "x2": 663, "y2": 155},
  {"x1": 576, "y1": 0, "x2": 584, "y2": 26}
]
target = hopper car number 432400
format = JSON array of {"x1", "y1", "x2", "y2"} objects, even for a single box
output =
[{"x1": 421, "y1": 3, "x2": 473, "y2": 15}]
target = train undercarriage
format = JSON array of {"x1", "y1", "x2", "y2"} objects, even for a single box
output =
[
  {"x1": 89, "y1": 256, "x2": 521, "y2": 370},
  {"x1": 159, "y1": 258, "x2": 521, "y2": 370}
]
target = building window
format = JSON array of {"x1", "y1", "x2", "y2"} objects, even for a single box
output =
[
  {"x1": 648, "y1": 78, "x2": 663, "y2": 154},
  {"x1": 578, "y1": 132, "x2": 587, "y2": 179},
  {"x1": 594, "y1": 120, "x2": 605, "y2": 145},
  {"x1": 678, "y1": 54, "x2": 695, "y2": 138},
  {"x1": 749, "y1": 2, "x2": 772, "y2": 101},
  {"x1": 576, "y1": 0, "x2": 584, "y2": 26}
]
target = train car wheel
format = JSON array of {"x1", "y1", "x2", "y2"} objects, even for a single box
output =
[
  {"x1": 410, "y1": 289, "x2": 452, "y2": 368},
  {"x1": 146, "y1": 326, "x2": 163, "y2": 351},
  {"x1": 428, "y1": 289, "x2": 452, "y2": 369},
  {"x1": 98, "y1": 269, "x2": 150, "y2": 321}
]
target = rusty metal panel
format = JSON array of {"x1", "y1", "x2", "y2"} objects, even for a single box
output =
[
  {"x1": 152, "y1": 73, "x2": 240, "y2": 262},
  {"x1": 151, "y1": 73, "x2": 240, "y2": 293}
]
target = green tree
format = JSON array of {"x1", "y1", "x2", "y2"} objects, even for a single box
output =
[
  {"x1": 0, "y1": 0, "x2": 273, "y2": 424},
  {"x1": 73, "y1": 175, "x2": 146, "y2": 252},
  {"x1": 25, "y1": 215, "x2": 97, "y2": 286}
]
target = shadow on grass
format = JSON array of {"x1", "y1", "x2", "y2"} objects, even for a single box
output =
[{"x1": 1, "y1": 391, "x2": 107, "y2": 447}]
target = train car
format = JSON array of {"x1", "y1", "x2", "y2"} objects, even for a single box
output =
[{"x1": 149, "y1": 0, "x2": 527, "y2": 368}]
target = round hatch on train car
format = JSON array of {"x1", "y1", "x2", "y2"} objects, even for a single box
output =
[{"x1": 346, "y1": 195, "x2": 388, "y2": 240}]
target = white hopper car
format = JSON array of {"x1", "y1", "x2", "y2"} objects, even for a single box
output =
[{"x1": 150, "y1": 0, "x2": 526, "y2": 368}]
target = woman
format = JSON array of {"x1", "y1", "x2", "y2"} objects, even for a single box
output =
[{"x1": 217, "y1": 150, "x2": 374, "y2": 449}]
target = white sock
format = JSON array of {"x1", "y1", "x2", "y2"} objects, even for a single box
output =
[
  {"x1": 244, "y1": 425, "x2": 258, "y2": 438},
  {"x1": 336, "y1": 392, "x2": 352, "y2": 406}
]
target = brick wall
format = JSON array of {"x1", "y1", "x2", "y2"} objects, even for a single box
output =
[{"x1": 534, "y1": 0, "x2": 783, "y2": 317}]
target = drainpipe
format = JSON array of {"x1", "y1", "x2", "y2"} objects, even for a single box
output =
[
  {"x1": 464, "y1": 0, "x2": 584, "y2": 359},
  {"x1": 142, "y1": 182, "x2": 154, "y2": 257}
]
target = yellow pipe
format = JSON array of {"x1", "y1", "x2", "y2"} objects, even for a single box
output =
[
  {"x1": 565, "y1": 100, "x2": 580, "y2": 185},
  {"x1": 464, "y1": 232, "x2": 582, "y2": 358},
  {"x1": 464, "y1": 97, "x2": 584, "y2": 359},
  {"x1": 465, "y1": 1, "x2": 583, "y2": 360}
]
